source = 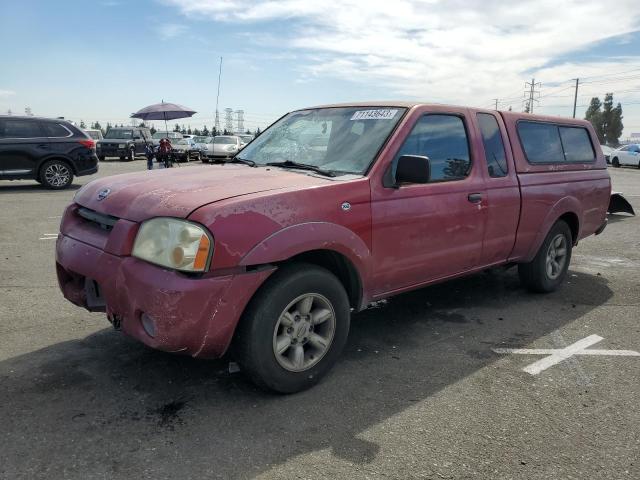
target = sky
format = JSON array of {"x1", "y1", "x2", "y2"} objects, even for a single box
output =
[{"x1": 1, "y1": 0, "x2": 640, "y2": 139}]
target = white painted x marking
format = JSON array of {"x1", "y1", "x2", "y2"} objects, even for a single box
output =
[{"x1": 493, "y1": 335, "x2": 640, "y2": 375}]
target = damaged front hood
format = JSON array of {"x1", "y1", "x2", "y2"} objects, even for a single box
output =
[{"x1": 74, "y1": 165, "x2": 332, "y2": 222}]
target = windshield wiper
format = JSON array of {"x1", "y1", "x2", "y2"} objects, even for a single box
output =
[
  {"x1": 229, "y1": 156, "x2": 256, "y2": 167},
  {"x1": 265, "y1": 160, "x2": 336, "y2": 177}
]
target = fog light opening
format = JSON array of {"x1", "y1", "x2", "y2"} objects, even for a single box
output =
[{"x1": 140, "y1": 313, "x2": 157, "y2": 338}]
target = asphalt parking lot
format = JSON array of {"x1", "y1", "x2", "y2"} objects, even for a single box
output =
[{"x1": 1, "y1": 161, "x2": 639, "y2": 479}]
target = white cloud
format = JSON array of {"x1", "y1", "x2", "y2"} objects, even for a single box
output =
[
  {"x1": 156, "y1": 23, "x2": 188, "y2": 40},
  {"x1": 0, "y1": 89, "x2": 16, "y2": 98},
  {"x1": 164, "y1": 0, "x2": 640, "y2": 108}
]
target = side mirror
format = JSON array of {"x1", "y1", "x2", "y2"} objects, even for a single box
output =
[{"x1": 392, "y1": 155, "x2": 431, "y2": 186}]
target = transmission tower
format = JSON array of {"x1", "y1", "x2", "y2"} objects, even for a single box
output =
[
  {"x1": 224, "y1": 108, "x2": 233, "y2": 132},
  {"x1": 523, "y1": 78, "x2": 541, "y2": 113},
  {"x1": 235, "y1": 110, "x2": 244, "y2": 133}
]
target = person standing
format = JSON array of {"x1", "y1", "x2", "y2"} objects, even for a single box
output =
[
  {"x1": 158, "y1": 137, "x2": 173, "y2": 168},
  {"x1": 144, "y1": 142, "x2": 155, "y2": 170}
]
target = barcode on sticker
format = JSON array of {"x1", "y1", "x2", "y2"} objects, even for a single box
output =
[{"x1": 350, "y1": 109, "x2": 398, "y2": 121}]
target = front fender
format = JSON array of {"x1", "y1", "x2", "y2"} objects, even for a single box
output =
[
  {"x1": 525, "y1": 196, "x2": 581, "y2": 261},
  {"x1": 239, "y1": 221, "x2": 370, "y2": 290}
]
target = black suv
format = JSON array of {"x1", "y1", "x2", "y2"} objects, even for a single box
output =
[
  {"x1": 0, "y1": 116, "x2": 98, "y2": 189},
  {"x1": 98, "y1": 126, "x2": 152, "y2": 161}
]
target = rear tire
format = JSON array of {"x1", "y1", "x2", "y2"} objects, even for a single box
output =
[
  {"x1": 612, "y1": 157, "x2": 620, "y2": 167},
  {"x1": 518, "y1": 220, "x2": 572, "y2": 293},
  {"x1": 39, "y1": 159, "x2": 74, "y2": 190},
  {"x1": 234, "y1": 263, "x2": 350, "y2": 393},
  {"x1": 98, "y1": 155, "x2": 105, "y2": 162}
]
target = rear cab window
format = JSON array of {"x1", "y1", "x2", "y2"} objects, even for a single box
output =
[
  {"x1": 518, "y1": 121, "x2": 595, "y2": 164},
  {"x1": 477, "y1": 113, "x2": 508, "y2": 177}
]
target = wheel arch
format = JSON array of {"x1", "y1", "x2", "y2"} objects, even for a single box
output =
[
  {"x1": 523, "y1": 197, "x2": 582, "y2": 262},
  {"x1": 557, "y1": 211, "x2": 579, "y2": 244},
  {"x1": 281, "y1": 249, "x2": 363, "y2": 310},
  {"x1": 239, "y1": 222, "x2": 370, "y2": 309}
]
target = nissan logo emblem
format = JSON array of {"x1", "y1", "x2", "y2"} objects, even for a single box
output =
[{"x1": 97, "y1": 188, "x2": 111, "y2": 201}]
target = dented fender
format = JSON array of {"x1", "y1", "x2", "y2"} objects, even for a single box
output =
[{"x1": 239, "y1": 221, "x2": 371, "y2": 291}]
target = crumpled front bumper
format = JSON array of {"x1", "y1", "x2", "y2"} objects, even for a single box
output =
[{"x1": 55, "y1": 232, "x2": 274, "y2": 358}]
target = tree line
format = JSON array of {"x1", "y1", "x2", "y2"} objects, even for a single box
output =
[
  {"x1": 80, "y1": 121, "x2": 261, "y2": 138},
  {"x1": 584, "y1": 93, "x2": 624, "y2": 146}
]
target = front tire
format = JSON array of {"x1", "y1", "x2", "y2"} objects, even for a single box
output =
[
  {"x1": 234, "y1": 263, "x2": 350, "y2": 393},
  {"x1": 612, "y1": 157, "x2": 620, "y2": 167},
  {"x1": 127, "y1": 148, "x2": 135, "y2": 162},
  {"x1": 518, "y1": 220, "x2": 572, "y2": 293},
  {"x1": 40, "y1": 160, "x2": 73, "y2": 189}
]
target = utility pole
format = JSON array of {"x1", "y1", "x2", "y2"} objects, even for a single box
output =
[
  {"x1": 572, "y1": 78, "x2": 579, "y2": 118},
  {"x1": 214, "y1": 56, "x2": 222, "y2": 132},
  {"x1": 524, "y1": 78, "x2": 541, "y2": 113},
  {"x1": 493, "y1": 99, "x2": 499, "y2": 110}
]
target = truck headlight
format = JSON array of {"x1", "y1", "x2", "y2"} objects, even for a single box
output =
[{"x1": 132, "y1": 218, "x2": 213, "y2": 272}]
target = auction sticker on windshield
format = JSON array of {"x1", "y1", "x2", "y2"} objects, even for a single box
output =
[{"x1": 350, "y1": 109, "x2": 398, "y2": 120}]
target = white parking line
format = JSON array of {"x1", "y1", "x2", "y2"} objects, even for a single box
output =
[
  {"x1": 39, "y1": 233, "x2": 58, "y2": 241},
  {"x1": 493, "y1": 334, "x2": 640, "y2": 375}
]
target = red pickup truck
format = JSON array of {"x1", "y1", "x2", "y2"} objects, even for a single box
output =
[{"x1": 56, "y1": 102, "x2": 611, "y2": 392}]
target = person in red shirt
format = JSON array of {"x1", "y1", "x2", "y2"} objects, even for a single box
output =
[{"x1": 158, "y1": 137, "x2": 173, "y2": 168}]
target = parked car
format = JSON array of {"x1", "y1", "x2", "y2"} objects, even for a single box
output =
[
  {"x1": 610, "y1": 144, "x2": 640, "y2": 168},
  {"x1": 56, "y1": 102, "x2": 610, "y2": 393},
  {"x1": 170, "y1": 138, "x2": 200, "y2": 162},
  {"x1": 98, "y1": 126, "x2": 152, "y2": 161},
  {"x1": 237, "y1": 134, "x2": 254, "y2": 148},
  {"x1": 212, "y1": 135, "x2": 241, "y2": 160},
  {"x1": 151, "y1": 131, "x2": 183, "y2": 146},
  {"x1": 84, "y1": 129, "x2": 103, "y2": 142},
  {"x1": 0, "y1": 115, "x2": 98, "y2": 189},
  {"x1": 193, "y1": 136, "x2": 214, "y2": 161},
  {"x1": 600, "y1": 144, "x2": 614, "y2": 164}
]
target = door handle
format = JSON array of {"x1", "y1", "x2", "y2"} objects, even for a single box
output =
[
  {"x1": 467, "y1": 193, "x2": 482, "y2": 203},
  {"x1": 37, "y1": 144, "x2": 50, "y2": 149}
]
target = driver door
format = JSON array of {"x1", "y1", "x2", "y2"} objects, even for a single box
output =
[{"x1": 370, "y1": 108, "x2": 486, "y2": 296}]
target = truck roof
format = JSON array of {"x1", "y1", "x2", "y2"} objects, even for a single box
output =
[{"x1": 302, "y1": 102, "x2": 593, "y2": 127}]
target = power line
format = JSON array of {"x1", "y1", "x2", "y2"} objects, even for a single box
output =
[{"x1": 580, "y1": 67, "x2": 640, "y2": 81}]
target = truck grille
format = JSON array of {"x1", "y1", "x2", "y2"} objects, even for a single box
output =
[{"x1": 77, "y1": 207, "x2": 118, "y2": 231}]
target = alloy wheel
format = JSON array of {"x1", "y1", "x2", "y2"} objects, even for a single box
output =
[
  {"x1": 44, "y1": 163, "x2": 71, "y2": 187},
  {"x1": 272, "y1": 293, "x2": 336, "y2": 372},
  {"x1": 546, "y1": 234, "x2": 568, "y2": 280}
]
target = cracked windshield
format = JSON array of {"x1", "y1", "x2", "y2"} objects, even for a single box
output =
[{"x1": 238, "y1": 107, "x2": 406, "y2": 175}]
